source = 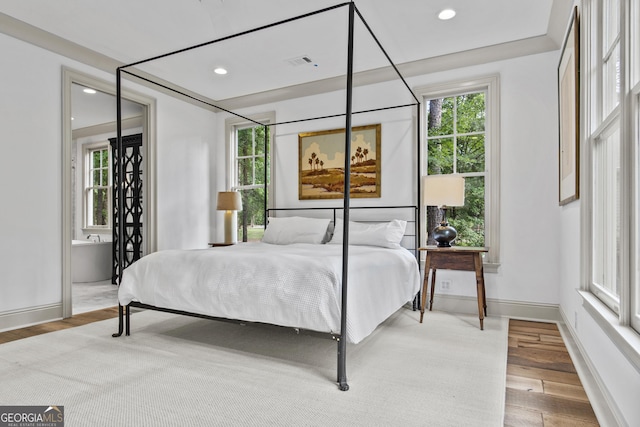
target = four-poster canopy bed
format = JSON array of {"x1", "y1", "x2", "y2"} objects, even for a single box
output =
[{"x1": 112, "y1": 2, "x2": 422, "y2": 391}]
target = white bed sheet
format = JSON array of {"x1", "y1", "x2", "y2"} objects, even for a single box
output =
[{"x1": 118, "y1": 242, "x2": 420, "y2": 344}]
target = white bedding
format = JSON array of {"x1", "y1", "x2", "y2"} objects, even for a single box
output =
[{"x1": 118, "y1": 242, "x2": 420, "y2": 344}]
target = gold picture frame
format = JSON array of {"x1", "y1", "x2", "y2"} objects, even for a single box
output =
[
  {"x1": 558, "y1": 6, "x2": 580, "y2": 205},
  {"x1": 298, "y1": 124, "x2": 381, "y2": 200}
]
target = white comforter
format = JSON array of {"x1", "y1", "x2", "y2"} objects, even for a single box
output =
[{"x1": 118, "y1": 242, "x2": 420, "y2": 343}]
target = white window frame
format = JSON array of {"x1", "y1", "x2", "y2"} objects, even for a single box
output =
[
  {"x1": 232, "y1": 125, "x2": 266, "y2": 192},
  {"x1": 83, "y1": 141, "x2": 111, "y2": 231},
  {"x1": 631, "y1": 86, "x2": 640, "y2": 332},
  {"x1": 629, "y1": 0, "x2": 640, "y2": 339},
  {"x1": 416, "y1": 75, "x2": 501, "y2": 271},
  {"x1": 224, "y1": 111, "x2": 276, "y2": 206},
  {"x1": 590, "y1": 121, "x2": 622, "y2": 313},
  {"x1": 580, "y1": 0, "x2": 640, "y2": 370}
]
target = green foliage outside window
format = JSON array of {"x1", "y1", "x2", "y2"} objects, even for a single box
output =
[
  {"x1": 236, "y1": 126, "x2": 268, "y2": 241},
  {"x1": 88, "y1": 147, "x2": 109, "y2": 227},
  {"x1": 426, "y1": 92, "x2": 485, "y2": 247}
]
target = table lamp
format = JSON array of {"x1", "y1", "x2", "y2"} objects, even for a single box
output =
[
  {"x1": 423, "y1": 174, "x2": 465, "y2": 247},
  {"x1": 217, "y1": 191, "x2": 242, "y2": 244}
]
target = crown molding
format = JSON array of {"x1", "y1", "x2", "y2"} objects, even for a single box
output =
[
  {"x1": 1, "y1": 10, "x2": 562, "y2": 113},
  {"x1": 546, "y1": 0, "x2": 576, "y2": 47},
  {"x1": 0, "y1": 12, "x2": 122, "y2": 73},
  {"x1": 0, "y1": 12, "x2": 219, "y2": 113},
  {"x1": 218, "y1": 34, "x2": 560, "y2": 111}
]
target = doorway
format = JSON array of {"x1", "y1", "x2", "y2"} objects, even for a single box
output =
[{"x1": 62, "y1": 68, "x2": 156, "y2": 317}]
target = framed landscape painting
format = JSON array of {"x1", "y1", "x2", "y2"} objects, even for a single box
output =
[
  {"x1": 558, "y1": 6, "x2": 580, "y2": 205},
  {"x1": 298, "y1": 124, "x2": 381, "y2": 200}
]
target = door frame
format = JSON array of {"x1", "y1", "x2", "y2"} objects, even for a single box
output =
[{"x1": 62, "y1": 67, "x2": 157, "y2": 318}]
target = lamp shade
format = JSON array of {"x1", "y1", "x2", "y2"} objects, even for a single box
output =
[
  {"x1": 423, "y1": 175, "x2": 465, "y2": 207},
  {"x1": 216, "y1": 191, "x2": 242, "y2": 211}
]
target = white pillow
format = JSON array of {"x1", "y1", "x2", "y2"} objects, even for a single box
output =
[
  {"x1": 262, "y1": 216, "x2": 331, "y2": 245},
  {"x1": 329, "y1": 219, "x2": 407, "y2": 249}
]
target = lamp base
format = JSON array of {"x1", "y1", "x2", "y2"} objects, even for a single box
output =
[
  {"x1": 433, "y1": 222, "x2": 457, "y2": 247},
  {"x1": 223, "y1": 210, "x2": 237, "y2": 244}
]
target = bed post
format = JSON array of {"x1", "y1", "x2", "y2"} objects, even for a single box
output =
[
  {"x1": 337, "y1": 1, "x2": 356, "y2": 392},
  {"x1": 263, "y1": 124, "x2": 269, "y2": 226},
  {"x1": 416, "y1": 102, "x2": 422, "y2": 248},
  {"x1": 414, "y1": 102, "x2": 422, "y2": 310}
]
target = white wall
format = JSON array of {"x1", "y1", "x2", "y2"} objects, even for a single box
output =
[
  {"x1": 0, "y1": 32, "x2": 217, "y2": 324},
  {"x1": 0, "y1": 33, "x2": 66, "y2": 313},
  {"x1": 156, "y1": 96, "x2": 215, "y2": 250}
]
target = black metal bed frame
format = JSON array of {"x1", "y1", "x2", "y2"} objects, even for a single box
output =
[{"x1": 112, "y1": 2, "x2": 421, "y2": 392}]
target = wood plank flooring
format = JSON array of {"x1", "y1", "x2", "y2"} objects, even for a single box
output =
[
  {"x1": 0, "y1": 307, "x2": 119, "y2": 344},
  {"x1": 504, "y1": 319, "x2": 599, "y2": 426},
  {"x1": 0, "y1": 311, "x2": 600, "y2": 425}
]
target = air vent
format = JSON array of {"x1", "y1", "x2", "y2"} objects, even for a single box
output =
[{"x1": 286, "y1": 55, "x2": 314, "y2": 67}]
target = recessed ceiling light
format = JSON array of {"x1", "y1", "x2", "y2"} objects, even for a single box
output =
[
  {"x1": 214, "y1": 67, "x2": 228, "y2": 75},
  {"x1": 438, "y1": 8, "x2": 456, "y2": 20},
  {"x1": 83, "y1": 88, "x2": 97, "y2": 94}
]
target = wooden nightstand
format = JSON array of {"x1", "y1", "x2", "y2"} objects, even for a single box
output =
[
  {"x1": 208, "y1": 242, "x2": 235, "y2": 247},
  {"x1": 419, "y1": 246, "x2": 489, "y2": 330}
]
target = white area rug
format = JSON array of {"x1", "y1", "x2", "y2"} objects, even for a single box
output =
[{"x1": 0, "y1": 308, "x2": 508, "y2": 426}]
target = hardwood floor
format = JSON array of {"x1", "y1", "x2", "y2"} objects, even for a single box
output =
[
  {"x1": 0, "y1": 307, "x2": 119, "y2": 344},
  {"x1": 504, "y1": 319, "x2": 599, "y2": 426},
  {"x1": 0, "y1": 311, "x2": 600, "y2": 425}
]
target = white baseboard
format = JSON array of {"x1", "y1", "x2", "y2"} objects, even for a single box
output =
[
  {"x1": 0, "y1": 304, "x2": 63, "y2": 333},
  {"x1": 425, "y1": 294, "x2": 562, "y2": 322}
]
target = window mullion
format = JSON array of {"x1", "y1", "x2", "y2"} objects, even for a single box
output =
[
  {"x1": 453, "y1": 99, "x2": 458, "y2": 174},
  {"x1": 633, "y1": 90, "x2": 640, "y2": 330},
  {"x1": 618, "y1": 0, "x2": 633, "y2": 325},
  {"x1": 602, "y1": 33, "x2": 620, "y2": 62},
  {"x1": 251, "y1": 128, "x2": 256, "y2": 186}
]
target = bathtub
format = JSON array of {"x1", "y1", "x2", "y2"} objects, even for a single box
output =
[{"x1": 71, "y1": 240, "x2": 113, "y2": 283}]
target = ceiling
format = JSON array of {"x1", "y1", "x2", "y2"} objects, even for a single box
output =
[{"x1": 0, "y1": 0, "x2": 571, "y2": 127}]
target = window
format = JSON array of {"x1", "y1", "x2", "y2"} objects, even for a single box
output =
[
  {"x1": 585, "y1": 0, "x2": 640, "y2": 334},
  {"x1": 635, "y1": 89, "x2": 640, "y2": 332},
  {"x1": 226, "y1": 113, "x2": 274, "y2": 242},
  {"x1": 588, "y1": 0, "x2": 623, "y2": 314},
  {"x1": 592, "y1": 125, "x2": 621, "y2": 311},
  {"x1": 84, "y1": 142, "x2": 111, "y2": 229},
  {"x1": 425, "y1": 91, "x2": 486, "y2": 246},
  {"x1": 418, "y1": 76, "x2": 500, "y2": 269}
]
